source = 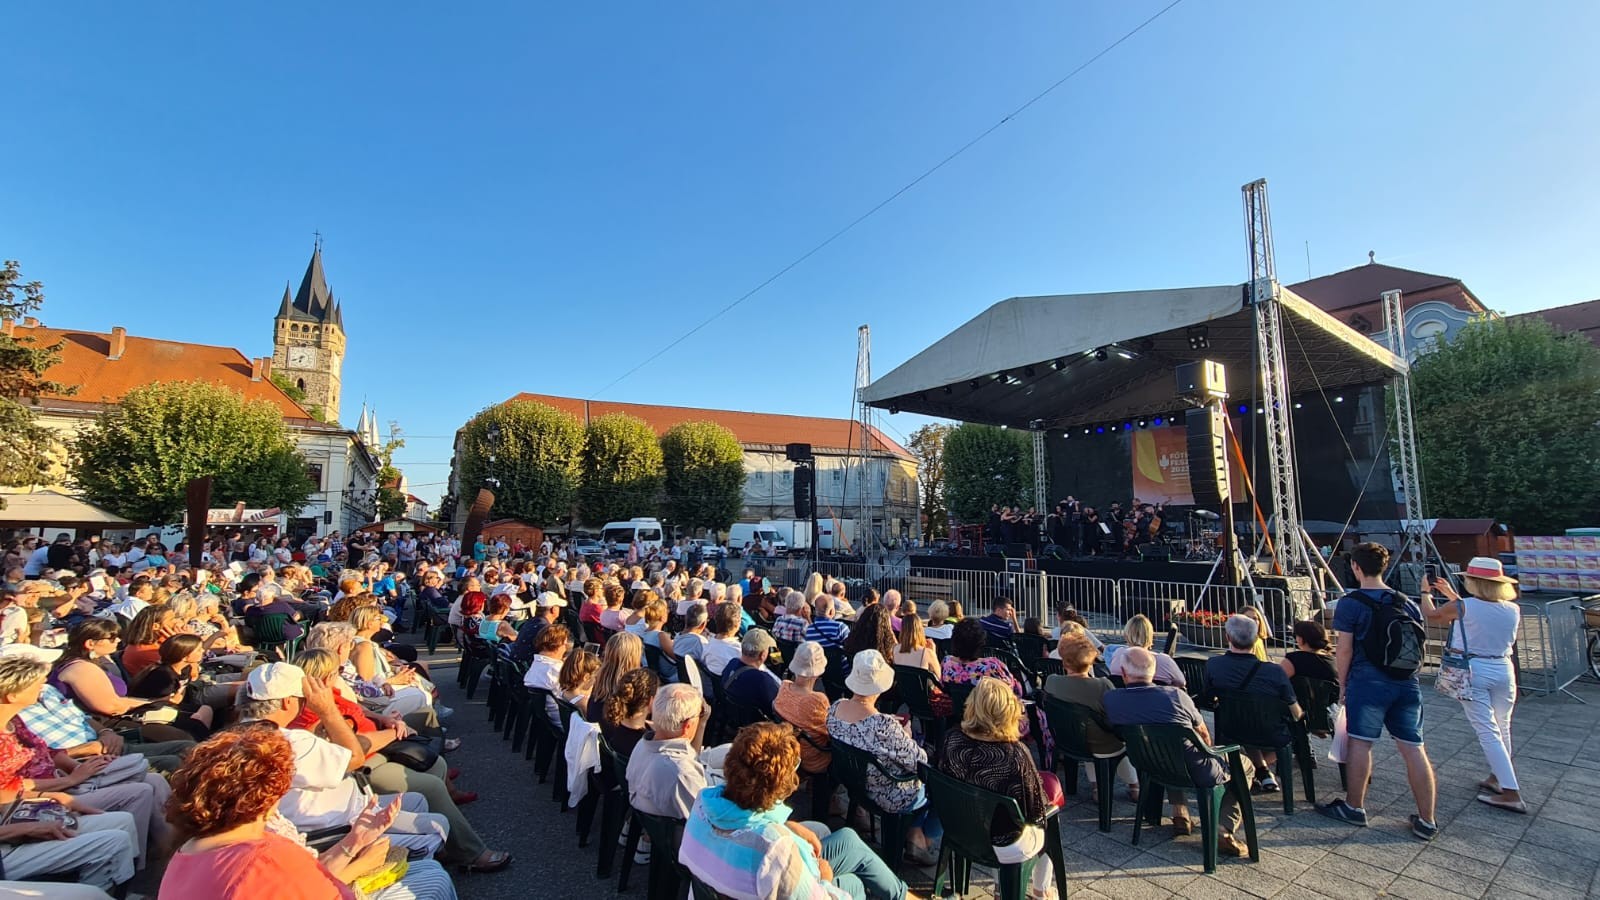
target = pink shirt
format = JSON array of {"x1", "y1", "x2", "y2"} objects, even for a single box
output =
[{"x1": 159, "y1": 833, "x2": 355, "y2": 900}]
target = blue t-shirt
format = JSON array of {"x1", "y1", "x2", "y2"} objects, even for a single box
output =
[{"x1": 1332, "y1": 588, "x2": 1423, "y2": 681}]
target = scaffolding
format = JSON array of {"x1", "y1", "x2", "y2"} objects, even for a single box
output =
[{"x1": 1383, "y1": 289, "x2": 1446, "y2": 582}]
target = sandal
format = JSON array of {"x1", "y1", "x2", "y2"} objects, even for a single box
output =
[
  {"x1": 1171, "y1": 815, "x2": 1194, "y2": 836},
  {"x1": 443, "y1": 737, "x2": 463, "y2": 752},
  {"x1": 1476, "y1": 793, "x2": 1527, "y2": 814},
  {"x1": 460, "y1": 850, "x2": 513, "y2": 873}
]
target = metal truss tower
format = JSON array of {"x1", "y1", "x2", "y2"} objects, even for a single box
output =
[
  {"x1": 1032, "y1": 430, "x2": 1048, "y2": 519},
  {"x1": 854, "y1": 325, "x2": 877, "y2": 556},
  {"x1": 1383, "y1": 289, "x2": 1442, "y2": 577},
  {"x1": 1242, "y1": 179, "x2": 1317, "y2": 578}
]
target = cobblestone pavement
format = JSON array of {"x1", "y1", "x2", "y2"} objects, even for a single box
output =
[{"x1": 424, "y1": 639, "x2": 1600, "y2": 900}]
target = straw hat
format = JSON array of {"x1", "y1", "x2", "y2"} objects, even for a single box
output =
[{"x1": 1460, "y1": 557, "x2": 1516, "y2": 584}]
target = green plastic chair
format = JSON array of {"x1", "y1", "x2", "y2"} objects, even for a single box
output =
[
  {"x1": 1038, "y1": 694, "x2": 1124, "y2": 833},
  {"x1": 687, "y1": 873, "x2": 727, "y2": 900},
  {"x1": 1174, "y1": 657, "x2": 1213, "y2": 710},
  {"x1": 250, "y1": 613, "x2": 300, "y2": 661},
  {"x1": 633, "y1": 810, "x2": 691, "y2": 900},
  {"x1": 920, "y1": 764, "x2": 1069, "y2": 900},
  {"x1": 893, "y1": 665, "x2": 950, "y2": 747},
  {"x1": 1119, "y1": 724, "x2": 1258, "y2": 873},
  {"x1": 1212, "y1": 690, "x2": 1297, "y2": 814},
  {"x1": 829, "y1": 738, "x2": 921, "y2": 873},
  {"x1": 1291, "y1": 676, "x2": 1341, "y2": 799},
  {"x1": 944, "y1": 680, "x2": 974, "y2": 722}
]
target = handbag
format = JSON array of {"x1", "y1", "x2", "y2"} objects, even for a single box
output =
[
  {"x1": 378, "y1": 735, "x2": 443, "y2": 772},
  {"x1": 1434, "y1": 600, "x2": 1474, "y2": 701}
]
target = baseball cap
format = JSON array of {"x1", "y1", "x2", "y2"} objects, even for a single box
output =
[
  {"x1": 536, "y1": 591, "x2": 568, "y2": 608},
  {"x1": 740, "y1": 628, "x2": 776, "y2": 657},
  {"x1": 246, "y1": 662, "x2": 308, "y2": 701}
]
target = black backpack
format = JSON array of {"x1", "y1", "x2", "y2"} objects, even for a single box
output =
[{"x1": 1351, "y1": 590, "x2": 1426, "y2": 680}]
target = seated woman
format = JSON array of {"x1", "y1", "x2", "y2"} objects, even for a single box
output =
[
  {"x1": 682, "y1": 722, "x2": 907, "y2": 900},
  {"x1": 825, "y1": 650, "x2": 941, "y2": 866},
  {"x1": 51, "y1": 619, "x2": 208, "y2": 744},
  {"x1": 892, "y1": 615, "x2": 940, "y2": 680},
  {"x1": 557, "y1": 649, "x2": 599, "y2": 718},
  {"x1": 160, "y1": 728, "x2": 459, "y2": 900},
  {"x1": 168, "y1": 593, "x2": 252, "y2": 664},
  {"x1": 584, "y1": 632, "x2": 643, "y2": 725},
  {"x1": 1234, "y1": 606, "x2": 1271, "y2": 661},
  {"x1": 126, "y1": 634, "x2": 227, "y2": 738},
  {"x1": 771, "y1": 642, "x2": 831, "y2": 775},
  {"x1": 349, "y1": 607, "x2": 438, "y2": 720},
  {"x1": 923, "y1": 601, "x2": 954, "y2": 641},
  {"x1": 634, "y1": 596, "x2": 678, "y2": 683},
  {"x1": 1279, "y1": 619, "x2": 1338, "y2": 684},
  {"x1": 577, "y1": 577, "x2": 606, "y2": 627},
  {"x1": 1103, "y1": 615, "x2": 1185, "y2": 687},
  {"x1": 1042, "y1": 633, "x2": 1137, "y2": 802},
  {"x1": 476, "y1": 594, "x2": 518, "y2": 644},
  {"x1": 599, "y1": 668, "x2": 659, "y2": 759},
  {"x1": 597, "y1": 582, "x2": 633, "y2": 634},
  {"x1": 936, "y1": 677, "x2": 1063, "y2": 900},
  {"x1": 0, "y1": 655, "x2": 153, "y2": 880},
  {"x1": 119, "y1": 604, "x2": 179, "y2": 680},
  {"x1": 941, "y1": 620, "x2": 1026, "y2": 700},
  {"x1": 522, "y1": 624, "x2": 572, "y2": 727},
  {"x1": 303, "y1": 623, "x2": 454, "y2": 749}
]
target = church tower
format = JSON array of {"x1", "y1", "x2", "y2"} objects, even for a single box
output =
[{"x1": 271, "y1": 242, "x2": 346, "y2": 423}]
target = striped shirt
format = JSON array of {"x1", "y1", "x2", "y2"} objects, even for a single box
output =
[{"x1": 804, "y1": 618, "x2": 850, "y2": 649}]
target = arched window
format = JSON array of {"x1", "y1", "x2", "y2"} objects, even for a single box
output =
[{"x1": 297, "y1": 378, "x2": 306, "y2": 391}]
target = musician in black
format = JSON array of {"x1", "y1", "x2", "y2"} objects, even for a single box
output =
[{"x1": 1081, "y1": 507, "x2": 1104, "y2": 556}]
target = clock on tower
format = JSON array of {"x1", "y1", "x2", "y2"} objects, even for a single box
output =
[{"x1": 272, "y1": 242, "x2": 347, "y2": 423}]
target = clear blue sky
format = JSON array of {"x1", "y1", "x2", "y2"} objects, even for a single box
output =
[{"x1": 7, "y1": 2, "x2": 1598, "y2": 503}]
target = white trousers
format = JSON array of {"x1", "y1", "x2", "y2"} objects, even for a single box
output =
[
  {"x1": 69, "y1": 772, "x2": 171, "y2": 867},
  {"x1": 993, "y1": 823, "x2": 1056, "y2": 900},
  {"x1": 377, "y1": 792, "x2": 451, "y2": 858},
  {"x1": 1461, "y1": 657, "x2": 1519, "y2": 791},
  {"x1": 371, "y1": 858, "x2": 460, "y2": 900},
  {"x1": 0, "y1": 811, "x2": 137, "y2": 890}
]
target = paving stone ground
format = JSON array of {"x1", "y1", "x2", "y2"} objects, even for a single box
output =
[{"x1": 424, "y1": 638, "x2": 1600, "y2": 900}]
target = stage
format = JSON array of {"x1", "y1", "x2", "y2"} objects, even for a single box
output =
[{"x1": 906, "y1": 553, "x2": 1219, "y2": 585}]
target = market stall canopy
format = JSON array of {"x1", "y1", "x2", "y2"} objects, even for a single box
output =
[
  {"x1": 861, "y1": 283, "x2": 1407, "y2": 429},
  {"x1": 357, "y1": 518, "x2": 441, "y2": 535},
  {"x1": 0, "y1": 490, "x2": 137, "y2": 527}
]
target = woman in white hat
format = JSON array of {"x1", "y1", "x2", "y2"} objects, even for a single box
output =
[
  {"x1": 1420, "y1": 557, "x2": 1525, "y2": 813},
  {"x1": 825, "y1": 649, "x2": 942, "y2": 865},
  {"x1": 772, "y1": 641, "x2": 832, "y2": 775}
]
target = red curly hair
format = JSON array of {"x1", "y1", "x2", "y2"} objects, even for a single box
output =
[
  {"x1": 165, "y1": 726, "x2": 295, "y2": 839},
  {"x1": 722, "y1": 722, "x2": 800, "y2": 812}
]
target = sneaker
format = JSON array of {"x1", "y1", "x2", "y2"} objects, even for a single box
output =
[
  {"x1": 1258, "y1": 775, "x2": 1280, "y2": 793},
  {"x1": 1409, "y1": 815, "x2": 1438, "y2": 841},
  {"x1": 1316, "y1": 799, "x2": 1368, "y2": 826}
]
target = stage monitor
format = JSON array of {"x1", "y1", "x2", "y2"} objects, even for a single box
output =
[{"x1": 1176, "y1": 360, "x2": 1227, "y2": 403}]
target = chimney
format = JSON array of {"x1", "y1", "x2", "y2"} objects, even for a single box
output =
[
  {"x1": 22, "y1": 317, "x2": 38, "y2": 328},
  {"x1": 251, "y1": 356, "x2": 270, "y2": 381},
  {"x1": 0, "y1": 319, "x2": 12, "y2": 338},
  {"x1": 108, "y1": 326, "x2": 126, "y2": 361}
]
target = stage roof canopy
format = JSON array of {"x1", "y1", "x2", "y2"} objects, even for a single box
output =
[{"x1": 861, "y1": 283, "x2": 1407, "y2": 430}]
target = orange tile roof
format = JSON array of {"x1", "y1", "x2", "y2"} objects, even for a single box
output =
[
  {"x1": 507, "y1": 392, "x2": 912, "y2": 458},
  {"x1": 17, "y1": 323, "x2": 312, "y2": 419}
]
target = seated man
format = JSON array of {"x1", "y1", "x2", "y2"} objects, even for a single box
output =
[
  {"x1": 672, "y1": 604, "x2": 711, "y2": 662},
  {"x1": 803, "y1": 594, "x2": 850, "y2": 650},
  {"x1": 700, "y1": 603, "x2": 745, "y2": 680},
  {"x1": 721, "y1": 630, "x2": 781, "y2": 720},
  {"x1": 236, "y1": 662, "x2": 450, "y2": 858},
  {"x1": 1204, "y1": 614, "x2": 1302, "y2": 791},
  {"x1": 1104, "y1": 647, "x2": 1254, "y2": 857},
  {"x1": 627, "y1": 683, "x2": 711, "y2": 819},
  {"x1": 977, "y1": 597, "x2": 1021, "y2": 642},
  {"x1": 770, "y1": 591, "x2": 810, "y2": 644}
]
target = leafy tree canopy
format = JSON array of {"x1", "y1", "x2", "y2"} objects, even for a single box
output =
[
  {"x1": 908, "y1": 423, "x2": 952, "y2": 540},
  {"x1": 70, "y1": 380, "x2": 315, "y2": 524},
  {"x1": 580, "y1": 413, "x2": 665, "y2": 525},
  {"x1": 0, "y1": 261, "x2": 74, "y2": 500},
  {"x1": 457, "y1": 400, "x2": 585, "y2": 525},
  {"x1": 942, "y1": 423, "x2": 1033, "y2": 524},
  {"x1": 661, "y1": 421, "x2": 744, "y2": 532},
  {"x1": 1408, "y1": 316, "x2": 1600, "y2": 535}
]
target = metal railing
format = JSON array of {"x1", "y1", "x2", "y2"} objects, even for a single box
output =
[{"x1": 1514, "y1": 594, "x2": 1594, "y2": 701}]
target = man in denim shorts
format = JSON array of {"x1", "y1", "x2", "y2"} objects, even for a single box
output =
[{"x1": 1318, "y1": 542, "x2": 1439, "y2": 840}]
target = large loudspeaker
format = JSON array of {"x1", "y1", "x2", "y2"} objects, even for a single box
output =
[
  {"x1": 792, "y1": 466, "x2": 814, "y2": 519},
  {"x1": 185, "y1": 477, "x2": 213, "y2": 569},
  {"x1": 786, "y1": 443, "x2": 813, "y2": 462},
  {"x1": 1185, "y1": 405, "x2": 1231, "y2": 509}
]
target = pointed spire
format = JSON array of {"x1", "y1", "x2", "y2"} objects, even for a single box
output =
[
  {"x1": 276, "y1": 282, "x2": 293, "y2": 319},
  {"x1": 291, "y1": 243, "x2": 335, "y2": 321},
  {"x1": 329, "y1": 298, "x2": 344, "y2": 329}
]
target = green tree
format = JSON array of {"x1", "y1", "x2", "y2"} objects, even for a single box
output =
[
  {"x1": 661, "y1": 421, "x2": 745, "y2": 532},
  {"x1": 0, "y1": 261, "x2": 74, "y2": 497},
  {"x1": 1407, "y1": 316, "x2": 1600, "y2": 535},
  {"x1": 70, "y1": 380, "x2": 316, "y2": 524},
  {"x1": 456, "y1": 400, "x2": 585, "y2": 525},
  {"x1": 580, "y1": 413, "x2": 665, "y2": 524},
  {"x1": 942, "y1": 423, "x2": 1033, "y2": 524},
  {"x1": 375, "y1": 423, "x2": 408, "y2": 521},
  {"x1": 907, "y1": 423, "x2": 952, "y2": 541}
]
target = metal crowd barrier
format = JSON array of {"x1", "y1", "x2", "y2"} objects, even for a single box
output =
[{"x1": 1514, "y1": 593, "x2": 1594, "y2": 701}]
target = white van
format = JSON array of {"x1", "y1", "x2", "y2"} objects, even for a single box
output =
[
  {"x1": 727, "y1": 523, "x2": 788, "y2": 556},
  {"x1": 600, "y1": 518, "x2": 665, "y2": 555}
]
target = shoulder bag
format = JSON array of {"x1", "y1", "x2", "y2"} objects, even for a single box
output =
[{"x1": 1434, "y1": 600, "x2": 1473, "y2": 701}]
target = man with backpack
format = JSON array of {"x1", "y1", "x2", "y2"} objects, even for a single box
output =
[{"x1": 1318, "y1": 542, "x2": 1439, "y2": 840}]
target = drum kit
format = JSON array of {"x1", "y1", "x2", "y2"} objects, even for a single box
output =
[{"x1": 1182, "y1": 509, "x2": 1224, "y2": 561}]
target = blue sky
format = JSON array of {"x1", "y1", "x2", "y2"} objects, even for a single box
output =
[{"x1": 7, "y1": 1, "x2": 1598, "y2": 504}]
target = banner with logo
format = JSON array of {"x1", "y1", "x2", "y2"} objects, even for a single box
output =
[{"x1": 1131, "y1": 428, "x2": 1192, "y2": 506}]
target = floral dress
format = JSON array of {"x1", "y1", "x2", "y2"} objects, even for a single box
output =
[{"x1": 825, "y1": 703, "x2": 926, "y2": 813}]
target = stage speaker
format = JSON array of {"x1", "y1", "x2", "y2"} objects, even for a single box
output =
[
  {"x1": 785, "y1": 443, "x2": 813, "y2": 462},
  {"x1": 1176, "y1": 360, "x2": 1227, "y2": 403},
  {"x1": 792, "y1": 465, "x2": 814, "y2": 519},
  {"x1": 1137, "y1": 543, "x2": 1172, "y2": 562},
  {"x1": 1041, "y1": 544, "x2": 1066, "y2": 560},
  {"x1": 1004, "y1": 543, "x2": 1028, "y2": 558},
  {"x1": 1185, "y1": 405, "x2": 1231, "y2": 509},
  {"x1": 985, "y1": 544, "x2": 1004, "y2": 558}
]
